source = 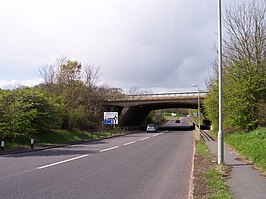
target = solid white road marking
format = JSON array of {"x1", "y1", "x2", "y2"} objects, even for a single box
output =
[
  {"x1": 152, "y1": 133, "x2": 159, "y2": 137},
  {"x1": 100, "y1": 146, "x2": 119, "y2": 152},
  {"x1": 123, "y1": 141, "x2": 136, "y2": 146},
  {"x1": 38, "y1": 154, "x2": 89, "y2": 170},
  {"x1": 139, "y1": 137, "x2": 150, "y2": 141}
]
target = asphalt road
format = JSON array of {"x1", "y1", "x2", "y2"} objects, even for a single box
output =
[{"x1": 0, "y1": 118, "x2": 194, "y2": 199}]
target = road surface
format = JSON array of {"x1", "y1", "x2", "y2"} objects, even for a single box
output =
[{"x1": 0, "y1": 118, "x2": 194, "y2": 199}]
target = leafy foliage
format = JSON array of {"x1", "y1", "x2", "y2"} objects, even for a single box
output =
[
  {"x1": 204, "y1": 1, "x2": 266, "y2": 132},
  {"x1": 38, "y1": 57, "x2": 108, "y2": 130},
  {"x1": 0, "y1": 89, "x2": 60, "y2": 139}
]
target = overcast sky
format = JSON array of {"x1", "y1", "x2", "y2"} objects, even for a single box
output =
[{"x1": 0, "y1": 0, "x2": 259, "y2": 92}]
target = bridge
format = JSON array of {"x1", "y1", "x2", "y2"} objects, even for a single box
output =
[{"x1": 104, "y1": 91, "x2": 208, "y2": 126}]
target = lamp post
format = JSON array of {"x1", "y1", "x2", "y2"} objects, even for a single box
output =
[
  {"x1": 193, "y1": 84, "x2": 200, "y2": 130},
  {"x1": 218, "y1": 0, "x2": 224, "y2": 164}
]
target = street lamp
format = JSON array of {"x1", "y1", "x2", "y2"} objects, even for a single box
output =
[
  {"x1": 193, "y1": 84, "x2": 200, "y2": 130},
  {"x1": 218, "y1": 0, "x2": 224, "y2": 164}
]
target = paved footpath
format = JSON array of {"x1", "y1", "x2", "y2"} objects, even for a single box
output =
[{"x1": 205, "y1": 139, "x2": 266, "y2": 199}]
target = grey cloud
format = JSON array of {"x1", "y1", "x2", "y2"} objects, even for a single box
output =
[{"x1": 0, "y1": 0, "x2": 252, "y2": 91}]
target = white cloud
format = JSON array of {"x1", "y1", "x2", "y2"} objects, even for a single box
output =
[
  {"x1": 0, "y1": 78, "x2": 42, "y2": 90},
  {"x1": 0, "y1": 0, "x2": 261, "y2": 91}
]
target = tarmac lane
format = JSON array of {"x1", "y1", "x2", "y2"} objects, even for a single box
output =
[{"x1": 0, "y1": 130, "x2": 194, "y2": 199}]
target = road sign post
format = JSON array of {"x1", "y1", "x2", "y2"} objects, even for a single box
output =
[
  {"x1": 31, "y1": 138, "x2": 34, "y2": 149},
  {"x1": 1, "y1": 140, "x2": 4, "y2": 151}
]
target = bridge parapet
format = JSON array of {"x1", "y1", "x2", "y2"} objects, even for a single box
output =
[{"x1": 107, "y1": 91, "x2": 209, "y2": 101}]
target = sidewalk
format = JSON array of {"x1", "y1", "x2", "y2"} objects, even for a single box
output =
[{"x1": 205, "y1": 139, "x2": 266, "y2": 199}]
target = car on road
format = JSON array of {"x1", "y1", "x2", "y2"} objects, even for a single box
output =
[{"x1": 146, "y1": 124, "x2": 158, "y2": 133}]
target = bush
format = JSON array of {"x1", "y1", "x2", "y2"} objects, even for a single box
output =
[{"x1": 0, "y1": 89, "x2": 61, "y2": 140}]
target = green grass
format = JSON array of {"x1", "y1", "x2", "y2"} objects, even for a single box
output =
[
  {"x1": 2, "y1": 129, "x2": 126, "y2": 150},
  {"x1": 196, "y1": 140, "x2": 210, "y2": 155},
  {"x1": 195, "y1": 141, "x2": 233, "y2": 199},
  {"x1": 204, "y1": 167, "x2": 233, "y2": 199},
  {"x1": 208, "y1": 127, "x2": 266, "y2": 173},
  {"x1": 36, "y1": 129, "x2": 127, "y2": 145},
  {"x1": 36, "y1": 129, "x2": 85, "y2": 145},
  {"x1": 225, "y1": 127, "x2": 266, "y2": 172}
]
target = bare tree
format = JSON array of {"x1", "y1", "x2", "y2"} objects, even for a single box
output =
[
  {"x1": 39, "y1": 65, "x2": 56, "y2": 82},
  {"x1": 39, "y1": 56, "x2": 67, "y2": 87},
  {"x1": 82, "y1": 64, "x2": 101, "y2": 87},
  {"x1": 223, "y1": 1, "x2": 266, "y2": 67},
  {"x1": 39, "y1": 64, "x2": 57, "y2": 92}
]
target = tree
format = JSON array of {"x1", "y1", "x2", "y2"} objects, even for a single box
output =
[
  {"x1": 0, "y1": 89, "x2": 60, "y2": 140},
  {"x1": 223, "y1": 1, "x2": 266, "y2": 67},
  {"x1": 205, "y1": 1, "x2": 266, "y2": 131},
  {"x1": 223, "y1": 60, "x2": 264, "y2": 131},
  {"x1": 83, "y1": 64, "x2": 101, "y2": 87},
  {"x1": 39, "y1": 57, "x2": 106, "y2": 130}
]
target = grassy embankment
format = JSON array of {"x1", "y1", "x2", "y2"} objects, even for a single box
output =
[
  {"x1": 209, "y1": 127, "x2": 266, "y2": 173},
  {"x1": 224, "y1": 127, "x2": 266, "y2": 172},
  {"x1": 196, "y1": 141, "x2": 233, "y2": 199},
  {"x1": 3, "y1": 129, "x2": 126, "y2": 151}
]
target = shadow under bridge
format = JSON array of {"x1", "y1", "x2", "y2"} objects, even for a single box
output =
[{"x1": 104, "y1": 91, "x2": 208, "y2": 126}]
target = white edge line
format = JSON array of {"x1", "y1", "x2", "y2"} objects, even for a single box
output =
[
  {"x1": 188, "y1": 131, "x2": 196, "y2": 199},
  {"x1": 152, "y1": 133, "x2": 159, "y2": 137},
  {"x1": 139, "y1": 137, "x2": 150, "y2": 141},
  {"x1": 123, "y1": 141, "x2": 136, "y2": 146},
  {"x1": 100, "y1": 146, "x2": 119, "y2": 152},
  {"x1": 38, "y1": 154, "x2": 89, "y2": 170}
]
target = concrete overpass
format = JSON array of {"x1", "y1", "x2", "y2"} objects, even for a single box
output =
[{"x1": 104, "y1": 91, "x2": 208, "y2": 126}]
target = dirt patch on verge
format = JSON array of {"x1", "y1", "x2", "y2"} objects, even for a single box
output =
[
  {"x1": 192, "y1": 143, "x2": 232, "y2": 199},
  {"x1": 192, "y1": 152, "x2": 216, "y2": 198}
]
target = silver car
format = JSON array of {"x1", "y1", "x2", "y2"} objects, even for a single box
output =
[{"x1": 146, "y1": 124, "x2": 158, "y2": 133}]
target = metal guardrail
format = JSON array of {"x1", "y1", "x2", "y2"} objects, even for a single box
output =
[{"x1": 107, "y1": 91, "x2": 209, "y2": 100}]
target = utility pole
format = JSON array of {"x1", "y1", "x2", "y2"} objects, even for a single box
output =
[
  {"x1": 218, "y1": 0, "x2": 224, "y2": 164},
  {"x1": 193, "y1": 84, "x2": 200, "y2": 130}
]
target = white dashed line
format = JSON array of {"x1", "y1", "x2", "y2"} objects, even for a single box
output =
[
  {"x1": 38, "y1": 132, "x2": 165, "y2": 170},
  {"x1": 123, "y1": 141, "x2": 136, "y2": 146},
  {"x1": 100, "y1": 146, "x2": 119, "y2": 152},
  {"x1": 139, "y1": 137, "x2": 150, "y2": 141},
  {"x1": 38, "y1": 154, "x2": 89, "y2": 170}
]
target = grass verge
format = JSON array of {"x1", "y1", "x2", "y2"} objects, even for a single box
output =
[
  {"x1": 193, "y1": 140, "x2": 232, "y2": 199},
  {"x1": 1, "y1": 129, "x2": 126, "y2": 151},
  {"x1": 209, "y1": 127, "x2": 266, "y2": 173},
  {"x1": 224, "y1": 127, "x2": 266, "y2": 173}
]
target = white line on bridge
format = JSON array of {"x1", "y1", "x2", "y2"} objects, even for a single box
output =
[
  {"x1": 139, "y1": 137, "x2": 150, "y2": 141},
  {"x1": 100, "y1": 146, "x2": 119, "y2": 152},
  {"x1": 37, "y1": 154, "x2": 89, "y2": 170},
  {"x1": 123, "y1": 141, "x2": 136, "y2": 146}
]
